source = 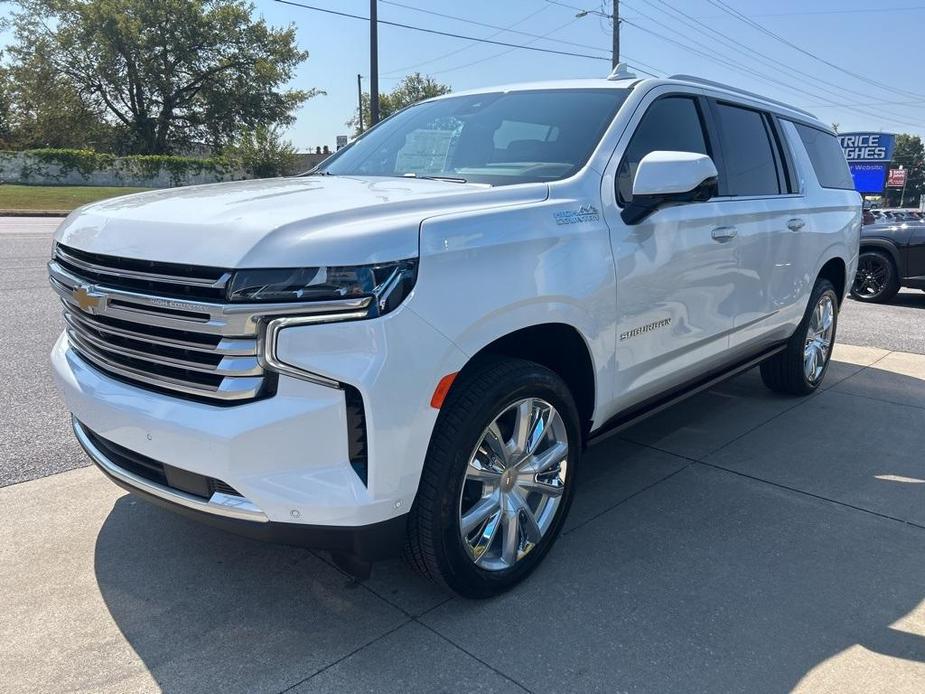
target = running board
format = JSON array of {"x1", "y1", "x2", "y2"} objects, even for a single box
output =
[{"x1": 588, "y1": 342, "x2": 787, "y2": 446}]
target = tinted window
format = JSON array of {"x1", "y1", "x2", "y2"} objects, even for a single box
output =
[
  {"x1": 322, "y1": 89, "x2": 629, "y2": 186},
  {"x1": 713, "y1": 103, "x2": 781, "y2": 196},
  {"x1": 794, "y1": 123, "x2": 855, "y2": 190},
  {"x1": 618, "y1": 96, "x2": 708, "y2": 203}
]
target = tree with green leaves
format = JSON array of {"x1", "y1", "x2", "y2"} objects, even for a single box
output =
[
  {"x1": 886, "y1": 134, "x2": 924, "y2": 207},
  {"x1": 3, "y1": 44, "x2": 115, "y2": 150},
  {"x1": 9, "y1": 0, "x2": 319, "y2": 154},
  {"x1": 351, "y1": 73, "x2": 451, "y2": 135},
  {"x1": 230, "y1": 124, "x2": 298, "y2": 178}
]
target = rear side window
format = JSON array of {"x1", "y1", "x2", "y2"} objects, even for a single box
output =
[
  {"x1": 618, "y1": 96, "x2": 709, "y2": 203},
  {"x1": 713, "y1": 102, "x2": 781, "y2": 196},
  {"x1": 793, "y1": 123, "x2": 854, "y2": 190}
]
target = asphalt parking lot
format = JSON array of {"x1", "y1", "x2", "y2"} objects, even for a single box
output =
[{"x1": 2, "y1": 218, "x2": 924, "y2": 692}]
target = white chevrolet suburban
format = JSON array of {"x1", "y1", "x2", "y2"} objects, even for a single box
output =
[{"x1": 50, "y1": 73, "x2": 860, "y2": 597}]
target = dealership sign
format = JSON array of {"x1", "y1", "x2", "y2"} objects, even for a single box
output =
[
  {"x1": 838, "y1": 132, "x2": 895, "y2": 162},
  {"x1": 887, "y1": 168, "x2": 907, "y2": 187},
  {"x1": 838, "y1": 132, "x2": 896, "y2": 194}
]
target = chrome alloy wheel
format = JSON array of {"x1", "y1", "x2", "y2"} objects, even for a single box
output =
[
  {"x1": 804, "y1": 294, "x2": 835, "y2": 384},
  {"x1": 458, "y1": 398, "x2": 569, "y2": 571}
]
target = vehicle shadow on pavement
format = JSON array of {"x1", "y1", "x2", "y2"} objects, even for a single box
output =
[
  {"x1": 889, "y1": 291, "x2": 925, "y2": 309},
  {"x1": 92, "y1": 361, "x2": 925, "y2": 693}
]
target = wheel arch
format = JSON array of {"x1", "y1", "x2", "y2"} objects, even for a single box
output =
[
  {"x1": 453, "y1": 323, "x2": 597, "y2": 440},
  {"x1": 817, "y1": 256, "x2": 848, "y2": 303},
  {"x1": 858, "y1": 239, "x2": 903, "y2": 278}
]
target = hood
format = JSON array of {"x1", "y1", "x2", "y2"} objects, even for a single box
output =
[{"x1": 55, "y1": 175, "x2": 547, "y2": 268}]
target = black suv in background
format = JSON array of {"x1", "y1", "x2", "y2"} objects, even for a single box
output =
[{"x1": 852, "y1": 212, "x2": 925, "y2": 302}]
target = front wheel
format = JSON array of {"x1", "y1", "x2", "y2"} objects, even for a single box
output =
[
  {"x1": 404, "y1": 357, "x2": 580, "y2": 598},
  {"x1": 761, "y1": 279, "x2": 839, "y2": 395}
]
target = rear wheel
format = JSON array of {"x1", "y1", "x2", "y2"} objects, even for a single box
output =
[
  {"x1": 761, "y1": 279, "x2": 838, "y2": 395},
  {"x1": 404, "y1": 357, "x2": 580, "y2": 598},
  {"x1": 851, "y1": 250, "x2": 900, "y2": 303}
]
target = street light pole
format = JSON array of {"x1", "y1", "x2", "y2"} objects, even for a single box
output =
[
  {"x1": 369, "y1": 0, "x2": 380, "y2": 126},
  {"x1": 576, "y1": 2, "x2": 619, "y2": 68}
]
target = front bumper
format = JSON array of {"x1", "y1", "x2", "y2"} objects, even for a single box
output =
[
  {"x1": 52, "y1": 302, "x2": 468, "y2": 530},
  {"x1": 76, "y1": 418, "x2": 407, "y2": 559}
]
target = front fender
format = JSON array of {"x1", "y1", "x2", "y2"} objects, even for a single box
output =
[{"x1": 411, "y1": 197, "x2": 618, "y2": 424}]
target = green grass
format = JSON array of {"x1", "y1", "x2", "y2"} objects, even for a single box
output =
[{"x1": 0, "y1": 184, "x2": 151, "y2": 212}]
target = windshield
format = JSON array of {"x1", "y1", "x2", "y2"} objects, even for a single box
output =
[{"x1": 319, "y1": 88, "x2": 629, "y2": 186}]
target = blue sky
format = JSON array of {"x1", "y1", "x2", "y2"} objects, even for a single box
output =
[
  {"x1": 4, "y1": 1, "x2": 924, "y2": 150},
  {"x1": 257, "y1": 0, "x2": 925, "y2": 150}
]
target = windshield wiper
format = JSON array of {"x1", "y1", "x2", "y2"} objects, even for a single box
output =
[{"x1": 401, "y1": 173, "x2": 468, "y2": 184}]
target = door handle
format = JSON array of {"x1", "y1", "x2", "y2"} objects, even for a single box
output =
[
  {"x1": 787, "y1": 218, "x2": 805, "y2": 232},
  {"x1": 711, "y1": 226, "x2": 737, "y2": 242}
]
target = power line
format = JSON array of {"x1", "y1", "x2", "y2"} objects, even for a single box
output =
[
  {"x1": 381, "y1": 5, "x2": 552, "y2": 76},
  {"x1": 637, "y1": 0, "x2": 865, "y2": 101},
  {"x1": 380, "y1": 0, "x2": 613, "y2": 54},
  {"x1": 423, "y1": 16, "x2": 662, "y2": 79},
  {"x1": 628, "y1": 0, "x2": 925, "y2": 123},
  {"x1": 544, "y1": 0, "x2": 593, "y2": 13},
  {"x1": 541, "y1": 0, "x2": 923, "y2": 126},
  {"x1": 273, "y1": 0, "x2": 611, "y2": 61},
  {"x1": 549, "y1": 0, "x2": 925, "y2": 20},
  {"x1": 618, "y1": 17, "x2": 925, "y2": 129},
  {"x1": 807, "y1": 97, "x2": 925, "y2": 108},
  {"x1": 723, "y1": 5, "x2": 925, "y2": 18},
  {"x1": 427, "y1": 17, "x2": 586, "y2": 77},
  {"x1": 705, "y1": 0, "x2": 925, "y2": 101}
]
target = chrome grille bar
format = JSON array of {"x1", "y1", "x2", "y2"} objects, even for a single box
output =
[
  {"x1": 62, "y1": 308, "x2": 255, "y2": 356},
  {"x1": 55, "y1": 244, "x2": 230, "y2": 288},
  {"x1": 66, "y1": 330, "x2": 264, "y2": 401},
  {"x1": 64, "y1": 315, "x2": 263, "y2": 376},
  {"x1": 50, "y1": 244, "x2": 372, "y2": 404},
  {"x1": 50, "y1": 263, "x2": 371, "y2": 336}
]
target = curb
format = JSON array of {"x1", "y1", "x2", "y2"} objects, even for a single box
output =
[{"x1": 0, "y1": 209, "x2": 69, "y2": 217}]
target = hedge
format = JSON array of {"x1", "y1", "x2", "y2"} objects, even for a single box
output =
[{"x1": 0, "y1": 148, "x2": 244, "y2": 187}]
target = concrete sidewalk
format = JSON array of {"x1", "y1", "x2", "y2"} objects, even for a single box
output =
[{"x1": 2, "y1": 344, "x2": 924, "y2": 693}]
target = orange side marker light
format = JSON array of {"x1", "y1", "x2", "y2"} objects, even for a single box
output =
[{"x1": 430, "y1": 372, "x2": 459, "y2": 409}]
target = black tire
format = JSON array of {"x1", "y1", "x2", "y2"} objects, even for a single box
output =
[
  {"x1": 761, "y1": 278, "x2": 839, "y2": 396},
  {"x1": 404, "y1": 357, "x2": 581, "y2": 598},
  {"x1": 850, "y1": 250, "x2": 900, "y2": 303}
]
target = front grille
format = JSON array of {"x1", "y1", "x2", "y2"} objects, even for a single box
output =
[
  {"x1": 50, "y1": 243, "x2": 267, "y2": 403},
  {"x1": 54, "y1": 244, "x2": 230, "y2": 302},
  {"x1": 82, "y1": 425, "x2": 243, "y2": 499}
]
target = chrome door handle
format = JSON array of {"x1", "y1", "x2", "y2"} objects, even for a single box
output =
[
  {"x1": 787, "y1": 218, "x2": 805, "y2": 231},
  {"x1": 711, "y1": 226, "x2": 737, "y2": 242}
]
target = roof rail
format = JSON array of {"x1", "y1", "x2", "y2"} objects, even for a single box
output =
[{"x1": 668, "y1": 74, "x2": 818, "y2": 120}]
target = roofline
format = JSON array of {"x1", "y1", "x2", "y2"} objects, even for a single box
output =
[
  {"x1": 667, "y1": 74, "x2": 819, "y2": 120},
  {"x1": 406, "y1": 75, "x2": 826, "y2": 129}
]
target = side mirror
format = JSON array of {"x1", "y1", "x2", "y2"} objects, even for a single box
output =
[{"x1": 621, "y1": 151, "x2": 719, "y2": 225}]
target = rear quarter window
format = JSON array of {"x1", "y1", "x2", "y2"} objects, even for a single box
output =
[{"x1": 793, "y1": 123, "x2": 855, "y2": 190}]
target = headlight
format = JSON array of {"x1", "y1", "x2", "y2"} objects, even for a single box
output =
[{"x1": 226, "y1": 259, "x2": 417, "y2": 316}]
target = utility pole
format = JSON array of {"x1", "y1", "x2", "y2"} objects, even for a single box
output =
[
  {"x1": 357, "y1": 74, "x2": 364, "y2": 133},
  {"x1": 577, "y1": 2, "x2": 619, "y2": 68},
  {"x1": 611, "y1": 0, "x2": 619, "y2": 68},
  {"x1": 369, "y1": 0, "x2": 380, "y2": 126}
]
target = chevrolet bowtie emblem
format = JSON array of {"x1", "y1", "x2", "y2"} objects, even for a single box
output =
[{"x1": 72, "y1": 285, "x2": 107, "y2": 314}]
